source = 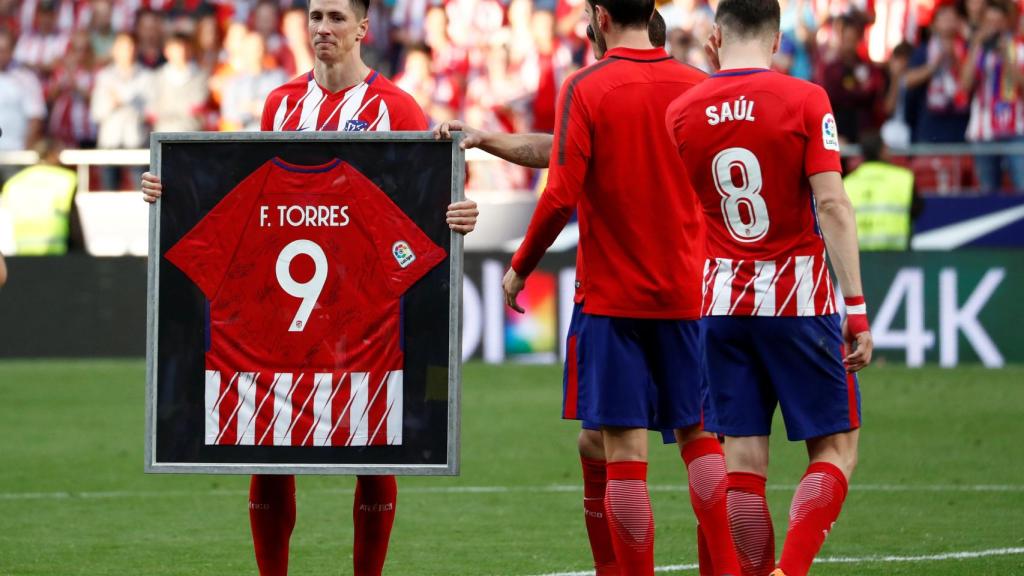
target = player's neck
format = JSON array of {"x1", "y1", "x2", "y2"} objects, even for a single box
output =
[
  {"x1": 603, "y1": 28, "x2": 657, "y2": 53},
  {"x1": 718, "y1": 44, "x2": 773, "y2": 72},
  {"x1": 313, "y1": 52, "x2": 371, "y2": 94}
]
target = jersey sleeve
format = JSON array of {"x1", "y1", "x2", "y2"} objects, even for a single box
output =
[
  {"x1": 510, "y1": 75, "x2": 590, "y2": 277},
  {"x1": 387, "y1": 89, "x2": 429, "y2": 131},
  {"x1": 164, "y1": 163, "x2": 272, "y2": 299},
  {"x1": 344, "y1": 164, "x2": 446, "y2": 297},
  {"x1": 260, "y1": 91, "x2": 279, "y2": 131},
  {"x1": 801, "y1": 85, "x2": 843, "y2": 177}
]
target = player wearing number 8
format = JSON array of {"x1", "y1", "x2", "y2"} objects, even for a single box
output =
[{"x1": 666, "y1": 0, "x2": 873, "y2": 575}]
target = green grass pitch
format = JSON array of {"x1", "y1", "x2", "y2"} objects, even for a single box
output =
[{"x1": 0, "y1": 360, "x2": 1022, "y2": 575}]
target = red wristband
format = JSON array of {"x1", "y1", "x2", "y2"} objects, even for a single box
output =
[{"x1": 844, "y1": 295, "x2": 869, "y2": 335}]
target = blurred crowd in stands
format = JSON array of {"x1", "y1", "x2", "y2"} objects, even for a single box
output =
[{"x1": 0, "y1": 0, "x2": 1023, "y2": 193}]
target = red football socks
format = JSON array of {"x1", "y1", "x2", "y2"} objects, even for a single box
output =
[
  {"x1": 604, "y1": 461, "x2": 655, "y2": 576},
  {"x1": 727, "y1": 472, "x2": 775, "y2": 576},
  {"x1": 353, "y1": 475, "x2": 398, "y2": 576},
  {"x1": 581, "y1": 457, "x2": 620, "y2": 575},
  {"x1": 681, "y1": 438, "x2": 741, "y2": 576},
  {"x1": 697, "y1": 524, "x2": 714, "y2": 576},
  {"x1": 778, "y1": 462, "x2": 849, "y2": 576},
  {"x1": 249, "y1": 474, "x2": 296, "y2": 576}
]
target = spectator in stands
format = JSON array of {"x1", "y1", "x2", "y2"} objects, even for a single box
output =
[
  {"x1": 134, "y1": 9, "x2": 166, "y2": 69},
  {"x1": 0, "y1": 30, "x2": 46, "y2": 154},
  {"x1": 960, "y1": 0, "x2": 1024, "y2": 193},
  {"x1": 13, "y1": 0, "x2": 69, "y2": 77},
  {"x1": 91, "y1": 32, "x2": 152, "y2": 190},
  {"x1": 281, "y1": 7, "x2": 313, "y2": 75},
  {"x1": 148, "y1": 32, "x2": 208, "y2": 133},
  {"x1": 775, "y1": 0, "x2": 818, "y2": 80},
  {"x1": 46, "y1": 30, "x2": 97, "y2": 148},
  {"x1": 390, "y1": 0, "x2": 431, "y2": 58},
  {"x1": 88, "y1": 0, "x2": 117, "y2": 65},
  {"x1": 251, "y1": 1, "x2": 295, "y2": 74},
  {"x1": 844, "y1": 131, "x2": 921, "y2": 250},
  {"x1": 906, "y1": 2, "x2": 971, "y2": 143},
  {"x1": 220, "y1": 32, "x2": 286, "y2": 131},
  {"x1": 961, "y1": 0, "x2": 986, "y2": 35},
  {"x1": 194, "y1": 12, "x2": 222, "y2": 74},
  {"x1": 394, "y1": 44, "x2": 437, "y2": 117},
  {"x1": 822, "y1": 13, "x2": 886, "y2": 143},
  {"x1": 881, "y1": 42, "x2": 913, "y2": 148}
]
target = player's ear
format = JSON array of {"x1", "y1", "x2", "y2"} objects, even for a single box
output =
[
  {"x1": 711, "y1": 23, "x2": 723, "y2": 47},
  {"x1": 356, "y1": 16, "x2": 369, "y2": 40},
  {"x1": 771, "y1": 31, "x2": 781, "y2": 55},
  {"x1": 596, "y1": 5, "x2": 610, "y2": 32}
]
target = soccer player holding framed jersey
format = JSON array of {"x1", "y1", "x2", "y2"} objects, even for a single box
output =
[
  {"x1": 500, "y1": 0, "x2": 741, "y2": 574},
  {"x1": 140, "y1": 1, "x2": 477, "y2": 575},
  {"x1": 666, "y1": 0, "x2": 873, "y2": 574}
]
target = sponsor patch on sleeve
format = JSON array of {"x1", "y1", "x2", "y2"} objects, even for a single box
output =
[
  {"x1": 392, "y1": 241, "x2": 416, "y2": 268},
  {"x1": 822, "y1": 113, "x2": 840, "y2": 152}
]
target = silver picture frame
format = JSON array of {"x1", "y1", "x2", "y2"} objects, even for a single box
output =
[{"x1": 144, "y1": 131, "x2": 465, "y2": 475}]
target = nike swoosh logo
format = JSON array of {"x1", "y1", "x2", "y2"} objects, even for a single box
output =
[
  {"x1": 295, "y1": 126, "x2": 310, "y2": 131},
  {"x1": 911, "y1": 203, "x2": 1024, "y2": 250}
]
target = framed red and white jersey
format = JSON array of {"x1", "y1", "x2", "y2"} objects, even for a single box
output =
[{"x1": 145, "y1": 131, "x2": 465, "y2": 475}]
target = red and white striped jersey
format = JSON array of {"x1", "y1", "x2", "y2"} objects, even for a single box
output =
[
  {"x1": 261, "y1": 69, "x2": 428, "y2": 132},
  {"x1": 965, "y1": 37, "x2": 1024, "y2": 142},
  {"x1": 667, "y1": 69, "x2": 843, "y2": 317},
  {"x1": 13, "y1": 31, "x2": 70, "y2": 71},
  {"x1": 166, "y1": 159, "x2": 446, "y2": 447}
]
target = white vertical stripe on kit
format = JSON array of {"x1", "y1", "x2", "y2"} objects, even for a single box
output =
[
  {"x1": 795, "y1": 255, "x2": 815, "y2": 316},
  {"x1": 204, "y1": 370, "x2": 220, "y2": 444},
  {"x1": 386, "y1": 371, "x2": 403, "y2": 445},
  {"x1": 234, "y1": 372, "x2": 259, "y2": 445},
  {"x1": 310, "y1": 373, "x2": 334, "y2": 446},
  {"x1": 752, "y1": 260, "x2": 776, "y2": 316},
  {"x1": 709, "y1": 259, "x2": 735, "y2": 316},
  {"x1": 347, "y1": 372, "x2": 372, "y2": 446},
  {"x1": 270, "y1": 373, "x2": 295, "y2": 446}
]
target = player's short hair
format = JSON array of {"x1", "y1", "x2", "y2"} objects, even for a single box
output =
[
  {"x1": 347, "y1": 0, "x2": 371, "y2": 17},
  {"x1": 649, "y1": 10, "x2": 667, "y2": 47},
  {"x1": 715, "y1": 0, "x2": 780, "y2": 40},
  {"x1": 586, "y1": 0, "x2": 655, "y2": 29}
]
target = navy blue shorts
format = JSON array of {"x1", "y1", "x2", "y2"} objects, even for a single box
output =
[
  {"x1": 563, "y1": 304, "x2": 704, "y2": 431},
  {"x1": 580, "y1": 420, "x2": 677, "y2": 445},
  {"x1": 702, "y1": 314, "x2": 861, "y2": 441}
]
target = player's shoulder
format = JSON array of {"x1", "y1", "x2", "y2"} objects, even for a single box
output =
[
  {"x1": 265, "y1": 71, "x2": 311, "y2": 101},
  {"x1": 561, "y1": 57, "x2": 620, "y2": 95},
  {"x1": 764, "y1": 72, "x2": 828, "y2": 102},
  {"x1": 367, "y1": 71, "x2": 418, "y2": 107}
]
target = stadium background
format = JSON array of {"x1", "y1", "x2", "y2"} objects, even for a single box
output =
[{"x1": 1, "y1": 0, "x2": 1023, "y2": 574}]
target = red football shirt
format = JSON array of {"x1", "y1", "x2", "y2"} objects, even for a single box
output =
[
  {"x1": 261, "y1": 69, "x2": 429, "y2": 132},
  {"x1": 666, "y1": 68, "x2": 843, "y2": 317},
  {"x1": 511, "y1": 47, "x2": 707, "y2": 319},
  {"x1": 165, "y1": 158, "x2": 446, "y2": 447}
]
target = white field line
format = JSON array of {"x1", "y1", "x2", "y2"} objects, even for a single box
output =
[
  {"x1": 1, "y1": 483, "x2": 1022, "y2": 501},
  {"x1": 523, "y1": 547, "x2": 1024, "y2": 576}
]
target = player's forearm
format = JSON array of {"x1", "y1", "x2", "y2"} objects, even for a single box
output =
[
  {"x1": 510, "y1": 196, "x2": 573, "y2": 277},
  {"x1": 479, "y1": 132, "x2": 553, "y2": 169},
  {"x1": 0, "y1": 253, "x2": 7, "y2": 287},
  {"x1": 811, "y1": 172, "x2": 864, "y2": 298}
]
